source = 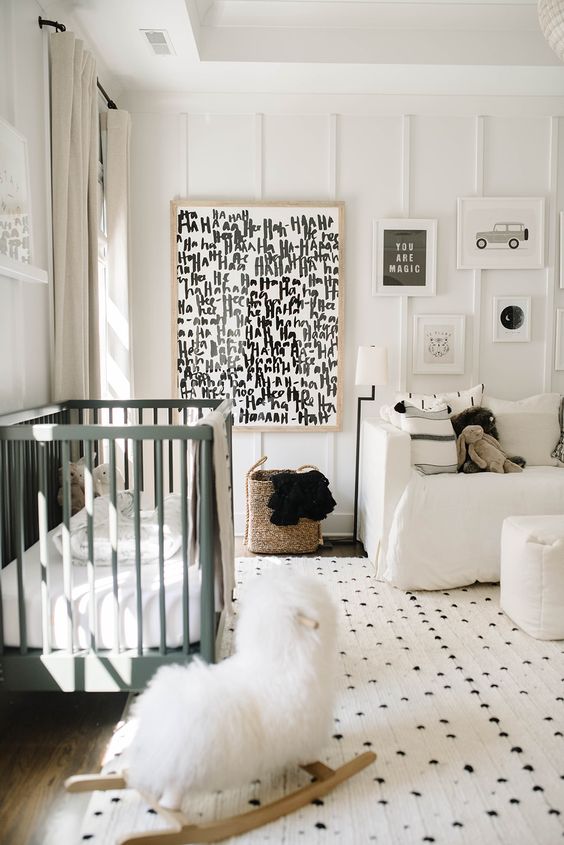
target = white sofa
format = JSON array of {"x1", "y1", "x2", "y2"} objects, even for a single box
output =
[{"x1": 358, "y1": 419, "x2": 564, "y2": 591}]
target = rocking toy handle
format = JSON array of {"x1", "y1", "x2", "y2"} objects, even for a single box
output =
[{"x1": 65, "y1": 772, "x2": 127, "y2": 792}]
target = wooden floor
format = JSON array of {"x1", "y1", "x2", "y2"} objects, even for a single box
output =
[
  {"x1": 0, "y1": 691, "x2": 127, "y2": 845},
  {"x1": 235, "y1": 537, "x2": 365, "y2": 558},
  {"x1": 0, "y1": 541, "x2": 364, "y2": 845}
]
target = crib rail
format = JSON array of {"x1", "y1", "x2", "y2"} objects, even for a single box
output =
[{"x1": 0, "y1": 398, "x2": 232, "y2": 691}]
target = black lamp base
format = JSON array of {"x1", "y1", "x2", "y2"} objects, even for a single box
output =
[{"x1": 353, "y1": 385, "x2": 376, "y2": 542}]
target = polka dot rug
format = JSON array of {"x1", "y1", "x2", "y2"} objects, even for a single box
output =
[{"x1": 79, "y1": 556, "x2": 564, "y2": 845}]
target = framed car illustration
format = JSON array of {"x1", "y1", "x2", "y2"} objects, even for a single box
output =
[{"x1": 457, "y1": 197, "x2": 545, "y2": 270}]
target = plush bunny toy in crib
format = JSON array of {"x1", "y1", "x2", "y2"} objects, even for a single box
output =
[{"x1": 126, "y1": 569, "x2": 338, "y2": 810}]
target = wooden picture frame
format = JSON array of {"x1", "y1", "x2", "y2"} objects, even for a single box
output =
[
  {"x1": 373, "y1": 218, "x2": 437, "y2": 296},
  {"x1": 457, "y1": 197, "x2": 545, "y2": 270},
  {"x1": 412, "y1": 314, "x2": 466, "y2": 375},
  {"x1": 171, "y1": 200, "x2": 345, "y2": 431}
]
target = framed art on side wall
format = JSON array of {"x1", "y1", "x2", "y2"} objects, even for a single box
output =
[
  {"x1": 373, "y1": 218, "x2": 437, "y2": 296},
  {"x1": 0, "y1": 118, "x2": 32, "y2": 271},
  {"x1": 413, "y1": 314, "x2": 466, "y2": 375},
  {"x1": 171, "y1": 200, "x2": 344, "y2": 431},
  {"x1": 555, "y1": 309, "x2": 564, "y2": 370},
  {"x1": 457, "y1": 197, "x2": 545, "y2": 270},
  {"x1": 560, "y1": 211, "x2": 564, "y2": 289},
  {"x1": 493, "y1": 296, "x2": 531, "y2": 342}
]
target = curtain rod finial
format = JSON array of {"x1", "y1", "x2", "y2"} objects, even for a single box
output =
[{"x1": 38, "y1": 16, "x2": 66, "y2": 32}]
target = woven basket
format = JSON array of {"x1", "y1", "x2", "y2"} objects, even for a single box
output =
[{"x1": 244, "y1": 456, "x2": 323, "y2": 555}]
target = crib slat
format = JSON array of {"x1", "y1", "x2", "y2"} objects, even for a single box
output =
[
  {"x1": 109, "y1": 440, "x2": 120, "y2": 653},
  {"x1": 199, "y1": 438, "x2": 215, "y2": 663},
  {"x1": 93, "y1": 407, "x2": 101, "y2": 468},
  {"x1": 61, "y1": 440, "x2": 74, "y2": 654},
  {"x1": 138, "y1": 408, "x2": 144, "y2": 491},
  {"x1": 133, "y1": 441, "x2": 143, "y2": 656},
  {"x1": 38, "y1": 443, "x2": 52, "y2": 655},
  {"x1": 4, "y1": 442, "x2": 13, "y2": 570},
  {"x1": 0, "y1": 443, "x2": 5, "y2": 654},
  {"x1": 181, "y1": 439, "x2": 190, "y2": 654},
  {"x1": 153, "y1": 408, "x2": 158, "y2": 506},
  {"x1": 123, "y1": 408, "x2": 130, "y2": 490},
  {"x1": 168, "y1": 409, "x2": 174, "y2": 493},
  {"x1": 85, "y1": 443, "x2": 96, "y2": 653},
  {"x1": 156, "y1": 440, "x2": 166, "y2": 655},
  {"x1": 15, "y1": 442, "x2": 27, "y2": 655}
]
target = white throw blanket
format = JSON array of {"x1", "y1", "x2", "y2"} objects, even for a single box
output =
[
  {"x1": 51, "y1": 492, "x2": 184, "y2": 565},
  {"x1": 191, "y1": 407, "x2": 235, "y2": 611}
]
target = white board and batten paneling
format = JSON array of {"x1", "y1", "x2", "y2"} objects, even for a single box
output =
[{"x1": 128, "y1": 97, "x2": 564, "y2": 537}]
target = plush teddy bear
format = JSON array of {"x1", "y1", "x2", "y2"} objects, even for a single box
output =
[
  {"x1": 451, "y1": 406, "x2": 525, "y2": 472},
  {"x1": 456, "y1": 424, "x2": 523, "y2": 474},
  {"x1": 451, "y1": 406, "x2": 500, "y2": 440},
  {"x1": 57, "y1": 461, "x2": 86, "y2": 514}
]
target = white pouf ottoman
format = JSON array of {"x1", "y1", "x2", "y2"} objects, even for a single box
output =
[{"x1": 500, "y1": 515, "x2": 564, "y2": 640}]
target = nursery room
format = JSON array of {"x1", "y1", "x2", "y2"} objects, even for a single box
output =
[{"x1": 2, "y1": 0, "x2": 564, "y2": 842}]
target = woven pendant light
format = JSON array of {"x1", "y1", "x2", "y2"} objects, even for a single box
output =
[{"x1": 538, "y1": 0, "x2": 564, "y2": 62}]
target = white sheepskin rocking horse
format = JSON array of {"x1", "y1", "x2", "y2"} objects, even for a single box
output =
[{"x1": 65, "y1": 570, "x2": 376, "y2": 844}]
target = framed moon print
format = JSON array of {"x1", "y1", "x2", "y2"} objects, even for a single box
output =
[
  {"x1": 412, "y1": 314, "x2": 465, "y2": 375},
  {"x1": 457, "y1": 197, "x2": 545, "y2": 270},
  {"x1": 493, "y1": 296, "x2": 531, "y2": 343},
  {"x1": 171, "y1": 200, "x2": 345, "y2": 431},
  {"x1": 373, "y1": 218, "x2": 437, "y2": 296}
]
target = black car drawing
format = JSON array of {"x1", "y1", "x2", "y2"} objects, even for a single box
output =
[{"x1": 475, "y1": 222, "x2": 529, "y2": 250}]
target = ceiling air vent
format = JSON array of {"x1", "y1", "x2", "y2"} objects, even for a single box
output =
[{"x1": 140, "y1": 29, "x2": 175, "y2": 56}]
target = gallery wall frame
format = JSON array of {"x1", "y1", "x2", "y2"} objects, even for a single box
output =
[
  {"x1": 560, "y1": 211, "x2": 564, "y2": 289},
  {"x1": 171, "y1": 199, "x2": 345, "y2": 431},
  {"x1": 412, "y1": 314, "x2": 466, "y2": 375},
  {"x1": 0, "y1": 117, "x2": 47, "y2": 285},
  {"x1": 373, "y1": 218, "x2": 437, "y2": 296},
  {"x1": 555, "y1": 309, "x2": 564, "y2": 370},
  {"x1": 457, "y1": 197, "x2": 545, "y2": 270},
  {"x1": 492, "y1": 296, "x2": 531, "y2": 343}
]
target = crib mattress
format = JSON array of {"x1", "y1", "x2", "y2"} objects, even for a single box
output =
[{"x1": 2, "y1": 526, "x2": 204, "y2": 650}]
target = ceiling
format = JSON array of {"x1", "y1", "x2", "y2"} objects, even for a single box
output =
[{"x1": 41, "y1": 0, "x2": 564, "y2": 97}]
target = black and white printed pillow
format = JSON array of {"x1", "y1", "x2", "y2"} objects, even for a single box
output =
[
  {"x1": 551, "y1": 396, "x2": 564, "y2": 463},
  {"x1": 395, "y1": 401, "x2": 458, "y2": 475}
]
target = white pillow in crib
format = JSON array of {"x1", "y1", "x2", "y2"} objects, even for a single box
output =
[
  {"x1": 395, "y1": 383, "x2": 484, "y2": 415},
  {"x1": 483, "y1": 393, "x2": 561, "y2": 467}
]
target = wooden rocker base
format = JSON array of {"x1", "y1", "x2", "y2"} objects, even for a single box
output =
[{"x1": 66, "y1": 751, "x2": 376, "y2": 844}]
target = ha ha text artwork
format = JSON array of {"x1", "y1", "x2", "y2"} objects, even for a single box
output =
[
  {"x1": 374, "y1": 218, "x2": 437, "y2": 296},
  {"x1": 171, "y1": 201, "x2": 345, "y2": 430}
]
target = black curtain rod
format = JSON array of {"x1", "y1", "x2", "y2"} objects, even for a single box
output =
[{"x1": 38, "y1": 16, "x2": 118, "y2": 110}]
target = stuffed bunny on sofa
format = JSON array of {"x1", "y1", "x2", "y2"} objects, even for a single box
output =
[{"x1": 456, "y1": 424, "x2": 523, "y2": 474}]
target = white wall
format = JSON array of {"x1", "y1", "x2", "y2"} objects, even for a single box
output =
[
  {"x1": 0, "y1": 0, "x2": 52, "y2": 413},
  {"x1": 126, "y1": 92, "x2": 564, "y2": 536}
]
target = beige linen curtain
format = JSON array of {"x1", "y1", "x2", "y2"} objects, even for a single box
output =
[
  {"x1": 50, "y1": 32, "x2": 100, "y2": 400},
  {"x1": 104, "y1": 109, "x2": 133, "y2": 398}
]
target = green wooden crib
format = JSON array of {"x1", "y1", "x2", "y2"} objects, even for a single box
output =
[{"x1": 0, "y1": 398, "x2": 233, "y2": 692}]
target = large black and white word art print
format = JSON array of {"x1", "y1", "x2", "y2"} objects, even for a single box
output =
[
  {"x1": 374, "y1": 218, "x2": 437, "y2": 297},
  {"x1": 172, "y1": 201, "x2": 344, "y2": 430}
]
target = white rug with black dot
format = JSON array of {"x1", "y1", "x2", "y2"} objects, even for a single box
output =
[{"x1": 79, "y1": 556, "x2": 564, "y2": 845}]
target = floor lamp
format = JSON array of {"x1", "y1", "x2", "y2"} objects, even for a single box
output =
[{"x1": 353, "y1": 346, "x2": 388, "y2": 542}]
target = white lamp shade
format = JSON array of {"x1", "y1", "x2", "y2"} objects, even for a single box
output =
[
  {"x1": 539, "y1": 0, "x2": 564, "y2": 62},
  {"x1": 355, "y1": 346, "x2": 388, "y2": 386}
]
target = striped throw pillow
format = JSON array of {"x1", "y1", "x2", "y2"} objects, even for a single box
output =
[{"x1": 396, "y1": 401, "x2": 458, "y2": 475}]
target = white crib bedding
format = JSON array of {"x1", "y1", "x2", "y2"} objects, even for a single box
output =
[{"x1": 2, "y1": 525, "x2": 205, "y2": 650}]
